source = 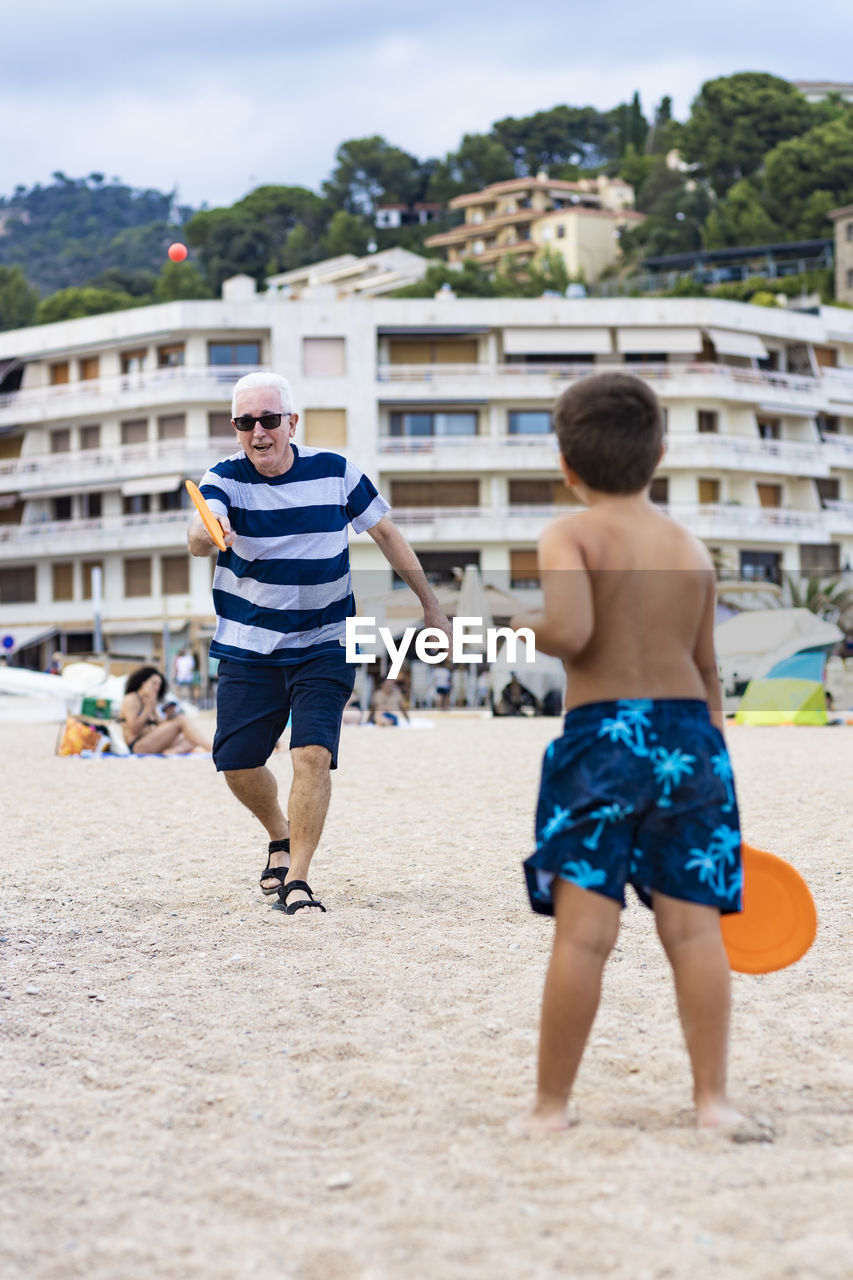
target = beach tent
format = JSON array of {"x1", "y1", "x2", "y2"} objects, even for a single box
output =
[
  {"x1": 734, "y1": 677, "x2": 828, "y2": 726},
  {"x1": 716, "y1": 608, "x2": 842, "y2": 695}
]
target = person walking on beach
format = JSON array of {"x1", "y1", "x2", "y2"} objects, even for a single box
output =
[
  {"x1": 189, "y1": 371, "x2": 449, "y2": 917},
  {"x1": 512, "y1": 372, "x2": 747, "y2": 1133}
]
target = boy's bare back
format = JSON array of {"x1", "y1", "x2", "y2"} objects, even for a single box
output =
[{"x1": 538, "y1": 496, "x2": 719, "y2": 716}]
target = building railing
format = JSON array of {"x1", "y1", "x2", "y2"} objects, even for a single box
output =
[
  {"x1": 0, "y1": 509, "x2": 190, "y2": 546},
  {"x1": 377, "y1": 434, "x2": 558, "y2": 454},
  {"x1": 0, "y1": 364, "x2": 267, "y2": 414},
  {"x1": 389, "y1": 503, "x2": 828, "y2": 532},
  {"x1": 376, "y1": 361, "x2": 823, "y2": 397},
  {"x1": 0, "y1": 438, "x2": 231, "y2": 487}
]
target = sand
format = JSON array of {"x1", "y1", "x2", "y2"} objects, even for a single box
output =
[{"x1": 1, "y1": 714, "x2": 852, "y2": 1280}]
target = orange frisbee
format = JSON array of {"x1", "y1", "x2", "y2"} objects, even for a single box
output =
[
  {"x1": 722, "y1": 843, "x2": 817, "y2": 974},
  {"x1": 185, "y1": 480, "x2": 227, "y2": 552}
]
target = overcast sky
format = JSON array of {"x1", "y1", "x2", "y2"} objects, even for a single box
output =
[{"x1": 6, "y1": 0, "x2": 852, "y2": 209}]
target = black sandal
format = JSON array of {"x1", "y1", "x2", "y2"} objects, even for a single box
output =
[
  {"x1": 275, "y1": 879, "x2": 326, "y2": 915},
  {"x1": 260, "y1": 838, "x2": 290, "y2": 895}
]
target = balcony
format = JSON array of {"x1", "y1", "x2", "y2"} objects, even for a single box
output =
[
  {"x1": 823, "y1": 499, "x2": 853, "y2": 534},
  {"x1": 0, "y1": 439, "x2": 233, "y2": 496},
  {"x1": 376, "y1": 362, "x2": 827, "y2": 413},
  {"x1": 820, "y1": 434, "x2": 853, "y2": 468},
  {"x1": 377, "y1": 433, "x2": 559, "y2": 472},
  {"x1": 388, "y1": 502, "x2": 829, "y2": 546},
  {"x1": 823, "y1": 369, "x2": 853, "y2": 406},
  {"x1": 0, "y1": 510, "x2": 192, "y2": 559},
  {"x1": 663, "y1": 434, "x2": 829, "y2": 477},
  {"x1": 0, "y1": 364, "x2": 265, "y2": 427}
]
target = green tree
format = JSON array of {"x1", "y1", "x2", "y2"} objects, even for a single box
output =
[
  {"x1": 35, "y1": 286, "x2": 139, "y2": 323},
  {"x1": 392, "y1": 260, "x2": 497, "y2": 298},
  {"x1": 493, "y1": 105, "x2": 618, "y2": 174},
  {"x1": 702, "y1": 179, "x2": 781, "y2": 248},
  {"x1": 619, "y1": 183, "x2": 712, "y2": 257},
  {"x1": 425, "y1": 133, "x2": 516, "y2": 202},
  {"x1": 152, "y1": 261, "x2": 213, "y2": 301},
  {"x1": 681, "y1": 73, "x2": 816, "y2": 196},
  {"x1": 185, "y1": 185, "x2": 330, "y2": 288},
  {"x1": 320, "y1": 210, "x2": 370, "y2": 258},
  {"x1": 648, "y1": 96, "x2": 677, "y2": 155},
  {"x1": 0, "y1": 265, "x2": 39, "y2": 330},
  {"x1": 494, "y1": 248, "x2": 571, "y2": 297},
  {"x1": 618, "y1": 144, "x2": 654, "y2": 202},
  {"x1": 762, "y1": 115, "x2": 853, "y2": 236},
  {"x1": 323, "y1": 137, "x2": 425, "y2": 215}
]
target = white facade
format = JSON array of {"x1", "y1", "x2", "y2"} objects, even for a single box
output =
[{"x1": 1, "y1": 293, "x2": 853, "y2": 663}]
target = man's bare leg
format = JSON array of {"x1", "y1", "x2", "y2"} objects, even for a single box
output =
[
  {"x1": 282, "y1": 745, "x2": 332, "y2": 916},
  {"x1": 654, "y1": 893, "x2": 743, "y2": 1128},
  {"x1": 518, "y1": 880, "x2": 621, "y2": 1132},
  {"x1": 224, "y1": 766, "x2": 290, "y2": 891}
]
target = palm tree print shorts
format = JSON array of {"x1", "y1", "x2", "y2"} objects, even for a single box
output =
[{"x1": 524, "y1": 699, "x2": 742, "y2": 917}]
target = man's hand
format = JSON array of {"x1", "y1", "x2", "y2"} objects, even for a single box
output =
[
  {"x1": 188, "y1": 511, "x2": 236, "y2": 556},
  {"x1": 422, "y1": 600, "x2": 452, "y2": 648}
]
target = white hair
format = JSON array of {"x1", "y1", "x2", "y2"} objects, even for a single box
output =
[{"x1": 231, "y1": 371, "x2": 295, "y2": 416}]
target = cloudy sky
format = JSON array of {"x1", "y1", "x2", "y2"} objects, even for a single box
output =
[{"x1": 6, "y1": 0, "x2": 852, "y2": 209}]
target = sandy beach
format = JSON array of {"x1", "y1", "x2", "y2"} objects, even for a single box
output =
[{"x1": 2, "y1": 713, "x2": 852, "y2": 1280}]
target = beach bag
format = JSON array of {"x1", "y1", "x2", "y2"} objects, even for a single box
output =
[{"x1": 56, "y1": 716, "x2": 105, "y2": 756}]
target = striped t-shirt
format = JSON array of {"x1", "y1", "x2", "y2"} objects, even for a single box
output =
[{"x1": 199, "y1": 444, "x2": 390, "y2": 665}]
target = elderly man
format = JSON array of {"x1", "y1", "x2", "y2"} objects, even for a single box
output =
[{"x1": 189, "y1": 371, "x2": 449, "y2": 917}]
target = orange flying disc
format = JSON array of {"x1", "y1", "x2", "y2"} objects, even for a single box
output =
[
  {"x1": 185, "y1": 480, "x2": 227, "y2": 552},
  {"x1": 721, "y1": 843, "x2": 817, "y2": 974}
]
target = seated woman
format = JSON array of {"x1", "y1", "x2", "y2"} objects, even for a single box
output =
[{"x1": 118, "y1": 666, "x2": 211, "y2": 755}]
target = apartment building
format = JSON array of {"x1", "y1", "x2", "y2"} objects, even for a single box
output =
[
  {"x1": 1, "y1": 283, "x2": 853, "y2": 667},
  {"x1": 830, "y1": 203, "x2": 853, "y2": 306},
  {"x1": 424, "y1": 175, "x2": 642, "y2": 281}
]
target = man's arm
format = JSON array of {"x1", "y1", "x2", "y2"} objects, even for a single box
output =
[
  {"x1": 187, "y1": 510, "x2": 235, "y2": 556},
  {"x1": 366, "y1": 515, "x2": 451, "y2": 640},
  {"x1": 510, "y1": 519, "x2": 594, "y2": 658}
]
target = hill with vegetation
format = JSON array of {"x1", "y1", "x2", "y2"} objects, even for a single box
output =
[{"x1": 1, "y1": 72, "x2": 852, "y2": 330}]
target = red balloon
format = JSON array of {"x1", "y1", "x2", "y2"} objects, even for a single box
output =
[{"x1": 168, "y1": 243, "x2": 188, "y2": 263}]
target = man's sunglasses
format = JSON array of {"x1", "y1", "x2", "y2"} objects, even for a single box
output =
[{"x1": 232, "y1": 413, "x2": 290, "y2": 432}]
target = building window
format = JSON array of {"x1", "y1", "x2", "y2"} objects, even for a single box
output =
[
  {"x1": 388, "y1": 411, "x2": 478, "y2": 438},
  {"x1": 509, "y1": 478, "x2": 575, "y2": 506},
  {"x1": 847, "y1": 268, "x2": 853, "y2": 290},
  {"x1": 82, "y1": 561, "x2": 103, "y2": 600},
  {"x1": 157, "y1": 343, "x2": 185, "y2": 367},
  {"x1": 510, "y1": 549, "x2": 540, "y2": 588},
  {"x1": 82, "y1": 492, "x2": 102, "y2": 518},
  {"x1": 698, "y1": 410, "x2": 718, "y2": 434},
  {"x1": 740, "y1": 550, "x2": 781, "y2": 583},
  {"x1": 847, "y1": 221, "x2": 853, "y2": 242},
  {"x1": 123, "y1": 494, "x2": 151, "y2": 515},
  {"x1": 162, "y1": 554, "x2": 190, "y2": 594},
  {"x1": 508, "y1": 411, "x2": 552, "y2": 435},
  {"x1": 757, "y1": 418, "x2": 781, "y2": 440},
  {"x1": 816, "y1": 478, "x2": 840, "y2": 506},
  {"x1": 80, "y1": 356, "x2": 99, "y2": 381},
  {"x1": 52, "y1": 496, "x2": 73, "y2": 521},
  {"x1": 302, "y1": 337, "x2": 346, "y2": 377},
  {"x1": 387, "y1": 339, "x2": 478, "y2": 365},
  {"x1": 49, "y1": 362, "x2": 70, "y2": 385},
  {"x1": 799, "y1": 544, "x2": 841, "y2": 574},
  {"x1": 0, "y1": 565, "x2": 36, "y2": 603},
  {"x1": 208, "y1": 412, "x2": 234, "y2": 438},
  {"x1": 818, "y1": 414, "x2": 840, "y2": 435},
  {"x1": 698, "y1": 478, "x2": 720, "y2": 504},
  {"x1": 80, "y1": 424, "x2": 101, "y2": 450},
  {"x1": 124, "y1": 557, "x2": 152, "y2": 597},
  {"x1": 157, "y1": 414, "x2": 186, "y2": 441},
  {"x1": 159, "y1": 486, "x2": 188, "y2": 512},
  {"x1": 50, "y1": 429, "x2": 71, "y2": 453},
  {"x1": 756, "y1": 483, "x2": 782, "y2": 508},
  {"x1": 649, "y1": 477, "x2": 669, "y2": 504},
  {"x1": 121, "y1": 419, "x2": 148, "y2": 446},
  {"x1": 52, "y1": 563, "x2": 74, "y2": 601},
  {"x1": 208, "y1": 341, "x2": 261, "y2": 366},
  {"x1": 415, "y1": 550, "x2": 480, "y2": 586},
  {"x1": 303, "y1": 409, "x2": 347, "y2": 449},
  {"x1": 121, "y1": 349, "x2": 146, "y2": 374},
  {"x1": 390, "y1": 480, "x2": 479, "y2": 507},
  {"x1": 556, "y1": 225, "x2": 566, "y2": 239},
  {"x1": 625, "y1": 352, "x2": 668, "y2": 364}
]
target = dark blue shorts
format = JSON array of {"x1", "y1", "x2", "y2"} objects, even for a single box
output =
[
  {"x1": 213, "y1": 652, "x2": 356, "y2": 772},
  {"x1": 524, "y1": 699, "x2": 742, "y2": 916}
]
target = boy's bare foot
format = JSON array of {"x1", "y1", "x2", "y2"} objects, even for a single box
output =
[
  {"x1": 509, "y1": 1104, "x2": 573, "y2": 1135},
  {"x1": 697, "y1": 1100, "x2": 775, "y2": 1142}
]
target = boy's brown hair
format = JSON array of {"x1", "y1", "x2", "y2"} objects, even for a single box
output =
[{"x1": 552, "y1": 372, "x2": 663, "y2": 494}]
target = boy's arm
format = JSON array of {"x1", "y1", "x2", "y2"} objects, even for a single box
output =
[
  {"x1": 693, "y1": 571, "x2": 724, "y2": 731},
  {"x1": 510, "y1": 520, "x2": 594, "y2": 658}
]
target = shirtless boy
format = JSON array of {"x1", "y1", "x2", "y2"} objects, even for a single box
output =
[{"x1": 512, "y1": 372, "x2": 744, "y2": 1133}]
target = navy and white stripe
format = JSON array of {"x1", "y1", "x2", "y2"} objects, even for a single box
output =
[{"x1": 200, "y1": 444, "x2": 389, "y2": 665}]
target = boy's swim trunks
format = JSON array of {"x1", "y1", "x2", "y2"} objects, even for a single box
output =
[{"x1": 524, "y1": 698, "x2": 742, "y2": 916}]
